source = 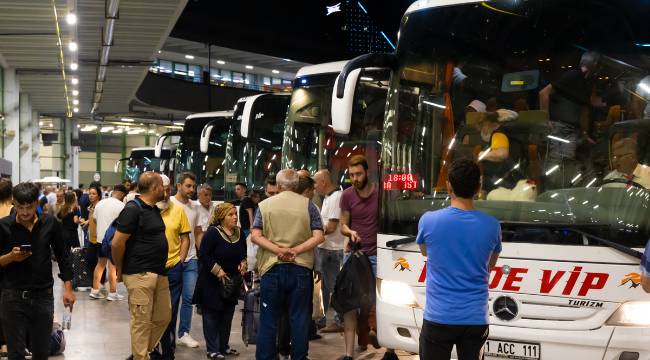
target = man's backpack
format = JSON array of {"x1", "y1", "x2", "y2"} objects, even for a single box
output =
[{"x1": 101, "y1": 198, "x2": 143, "y2": 261}]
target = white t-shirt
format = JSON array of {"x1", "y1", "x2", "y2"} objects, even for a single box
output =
[
  {"x1": 319, "y1": 190, "x2": 345, "y2": 250},
  {"x1": 46, "y1": 192, "x2": 57, "y2": 207},
  {"x1": 124, "y1": 192, "x2": 139, "y2": 204},
  {"x1": 170, "y1": 196, "x2": 200, "y2": 261},
  {"x1": 196, "y1": 201, "x2": 215, "y2": 232},
  {"x1": 94, "y1": 197, "x2": 125, "y2": 243}
]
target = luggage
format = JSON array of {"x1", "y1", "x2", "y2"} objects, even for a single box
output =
[
  {"x1": 331, "y1": 243, "x2": 376, "y2": 315},
  {"x1": 241, "y1": 272, "x2": 260, "y2": 346},
  {"x1": 49, "y1": 322, "x2": 66, "y2": 356},
  {"x1": 71, "y1": 247, "x2": 92, "y2": 289}
]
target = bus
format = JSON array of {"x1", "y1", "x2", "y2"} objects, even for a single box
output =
[
  {"x1": 281, "y1": 61, "x2": 390, "y2": 190},
  {"x1": 115, "y1": 147, "x2": 174, "y2": 183},
  {"x1": 199, "y1": 93, "x2": 291, "y2": 199},
  {"x1": 155, "y1": 111, "x2": 233, "y2": 200},
  {"x1": 334, "y1": 0, "x2": 650, "y2": 358}
]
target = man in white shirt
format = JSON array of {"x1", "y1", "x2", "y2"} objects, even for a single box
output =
[
  {"x1": 195, "y1": 184, "x2": 215, "y2": 233},
  {"x1": 90, "y1": 184, "x2": 127, "y2": 300},
  {"x1": 313, "y1": 169, "x2": 345, "y2": 333},
  {"x1": 169, "y1": 172, "x2": 203, "y2": 348}
]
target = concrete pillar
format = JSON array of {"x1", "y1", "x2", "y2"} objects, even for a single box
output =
[
  {"x1": 3, "y1": 68, "x2": 19, "y2": 183},
  {"x1": 67, "y1": 118, "x2": 80, "y2": 188},
  {"x1": 19, "y1": 92, "x2": 32, "y2": 181},
  {"x1": 31, "y1": 110, "x2": 40, "y2": 179},
  {"x1": 51, "y1": 117, "x2": 64, "y2": 178}
]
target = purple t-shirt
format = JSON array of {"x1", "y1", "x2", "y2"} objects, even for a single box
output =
[{"x1": 340, "y1": 184, "x2": 379, "y2": 256}]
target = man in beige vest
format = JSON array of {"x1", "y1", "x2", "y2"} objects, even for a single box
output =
[{"x1": 251, "y1": 169, "x2": 324, "y2": 360}]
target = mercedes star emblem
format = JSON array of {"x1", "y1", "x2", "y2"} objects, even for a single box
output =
[{"x1": 493, "y1": 295, "x2": 519, "y2": 321}]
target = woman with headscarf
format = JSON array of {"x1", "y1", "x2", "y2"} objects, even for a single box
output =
[{"x1": 193, "y1": 202, "x2": 247, "y2": 359}]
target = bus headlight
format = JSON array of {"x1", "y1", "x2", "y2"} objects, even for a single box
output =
[
  {"x1": 607, "y1": 302, "x2": 650, "y2": 326},
  {"x1": 377, "y1": 278, "x2": 418, "y2": 308}
]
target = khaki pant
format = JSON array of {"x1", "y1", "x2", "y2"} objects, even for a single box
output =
[{"x1": 123, "y1": 272, "x2": 172, "y2": 360}]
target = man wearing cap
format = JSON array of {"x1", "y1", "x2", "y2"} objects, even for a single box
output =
[{"x1": 152, "y1": 174, "x2": 191, "y2": 360}]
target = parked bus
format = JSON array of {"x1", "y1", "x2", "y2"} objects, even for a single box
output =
[
  {"x1": 115, "y1": 147, "x2": 174, "y2": 183},
  {"x1": 333, "y1": 0, "x2": 650, "y2": 358}
]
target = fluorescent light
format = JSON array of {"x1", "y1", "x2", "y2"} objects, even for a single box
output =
[
  {"x1": 112, "y1": 129, "x2": 123, "y2": 134},
  {"x1": 72, "y1": 90, "x2": 79, "y2": 96},
  {"x1": 360, "y1": 76, "x2": 374, "y2": 81},
  {"x1": 272, "y1": 70, "x2": 280, "y2": 74},
  {"x1": 259, "y1": 137, "x2": 272, "y2": 144},
  {"x1": 547, "y1": 135, "x2": 570, "y2": 143},
  {"x1": 173, "y1": 122, "x2": 184, "y2": 126},
  {"x1": 283, "y1": 58, "x2": 292, "y2": 62},
  {"x1": 100, "y1": 126, "x2": 114, "y2": 132},
  {"x1": 157, "y1": 50, "x2": 161, "y2": 54},
  {"x1": 73, "y1": 107, "x2": 79, "y2": 113},
  {"x1": 185, "y1": 54, "x2": 194, "y2": 60},
  {"x1": 216, "y1": 60, "x2": 225, "y2": 65},
  {"x1": 70, "y1": 63, "x2": 78, "y2": 71},
  {"x1": 72, "y1": 99, "x2": 79, "y2": 105},
  {"x1": 571, "y1": 173, "x2": 582, "y2": 183},
  {"x1": 586, "y1": 177, "x2": 597, "y2": 188},
  {"x1": 448, "y1": 137, "x2": 456, "y2": 150},
  {"x1": 68, "y1": 42, "x2": 77, "y2": 52},
  {"x1": 550, "y1": 193, "x2": 559, "y2": 198},
  {"x1": 245, "y1": 65, "x2": 254, "y2": 70},
  {"x1": 121, "y1": 117, "x2": 134, "y2": 122},
  {"x1": 478, "y1": 148, "x2": 491, "y2": 161},
  {"x1": 545, "y1": 164, "x2": 559, "y2": 175},
  {"x1": 423, "y1": 100, "x2": 446, "y2": 109},
  {"x1": 71, "y1": 78, "x2": 78, "y2": 85},
  {"x1": 66, "y1": 13, "x2": 77, "y2": 25}
]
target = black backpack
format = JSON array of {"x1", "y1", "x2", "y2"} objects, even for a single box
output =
[{"x1": 331, "y1": 243, "x2": 376, "y2": 314}]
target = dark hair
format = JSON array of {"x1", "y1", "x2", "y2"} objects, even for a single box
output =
[
  {"x1": 296, "y1": 176, "x2": 315, "y2": 195},
  {"x1": 235, "y1": 182, "x2": 248, "y2": 189},
  {"x1": 78, "y1": 184, "x2": 84, "y2": 189},
  {"x1": 57, "y1": 191, "x2": 78, "y2": 219},
  {"x1": 264, "y1": 178, "x2": 277, "y2": 188},
  {"x1": 348, "y1": 154, "x2": 368, "y2": 170},
  {"x1": 179, "y1": 172, "x2": 197, "y2": 184},
  {"x1": 0, "y1": 179, "x2": 12, "y2": 202},
  {"x1": 73, "y1": 189, "x2": 83, "y2": 203},
  {"x1": 88, "y1": 184, "x2": 102, "y2": 197},
  {"x1": 113, "y1": 184, "x2": 128, "y2": 194},
  {"x1": 130, "y1": 182, "x2": 138, "y2": 191},
  {"x1": 38, "y1": 197, "x2": 48, "y2": 208},
  {"x1": 13, "y1": 182, "x2": 39, "y2": 205},
  {"x1": 448, "y1": 159, "x2": 481, "y2": 199},
  {"x1": 122, "y1": 179, "x2": 131, "y2": 185},
  {"x1": 89, "y1": 181, "x2": 102, "y2": 189}
]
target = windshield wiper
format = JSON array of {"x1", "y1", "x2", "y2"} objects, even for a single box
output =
[
  {"x1": 565, "y1": 228, "x2": 643, "y2": 259},
  {"x1": 386, "y1": 236, "x2": 417, "y2": 248}
]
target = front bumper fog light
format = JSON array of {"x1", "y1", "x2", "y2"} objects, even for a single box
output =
[
  {"x1": 607, "y1": 301, "x2": 650, "y2": 326},
  {"x1": 377, "y1": 278, "x2": 418, "y2": 308}
]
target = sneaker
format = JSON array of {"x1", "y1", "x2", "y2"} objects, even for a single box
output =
[
  {"x1": 279, "y1": 355, "x2": 290, "y2": 360},
  {"x1": 178, "y1": 333, "x2": 200, "y2": 348},
  {"x1": 368, "y1": 330, "x2": 381, "y2": 349},
  {"x1": 207, "y1": 353, "x2": 225, "y2": 360},
  {"x1": 381, "y1": 351, "x2": 399, "y2": 360},
  {"x1": 100, "y1": 286, "x2": 109, "y2": 298},
  {"x1": 106, "y1": 292, "x2": 124, "y2": 301},
  {"x1": 89, "y1": 289, "x2": 105, "y2": 299}
]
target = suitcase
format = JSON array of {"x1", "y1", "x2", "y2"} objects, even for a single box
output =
[
  {"x1": 71, "y1": 247, "x2": 92, "y2": 289},
  {"x1": 241, "y1": 272, "x2": 260, "y2": 346}
]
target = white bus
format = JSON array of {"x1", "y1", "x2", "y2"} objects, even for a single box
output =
[
  {"x1": 333, "y1": 0, "x2": 650, "y2": 359},
  {"x1": 115, "y1": 147, "x2": 174, "y2": 183}
]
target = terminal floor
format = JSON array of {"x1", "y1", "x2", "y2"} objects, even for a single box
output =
[{"x1": 52, "y1": 278, "x2": 419, "y2": 360}]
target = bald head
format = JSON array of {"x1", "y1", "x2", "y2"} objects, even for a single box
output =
[
  {"x1": 138, "y1": 172, "x2": 162, "y2": 194},
  {"x1": 276, "y1": 169, "x2": 299, "y2": 192},
  {"x1": 313, "y1": 169, "x2": 334, "y2": 196}
]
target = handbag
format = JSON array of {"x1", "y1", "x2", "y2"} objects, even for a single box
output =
[
  {"x1": 312, "y1": 271, "x2": 325, "y2": 320},
  {"x1": 219, "y1": 272, "x2": 243, "y2": 303}
]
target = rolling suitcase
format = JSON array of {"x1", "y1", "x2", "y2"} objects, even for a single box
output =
[
  {"x1": 71, "y1": 247, "x2": 92, "y2": 289},
  {"x1": 241, "y1": 272, "x2": 260, "y2": 346}
]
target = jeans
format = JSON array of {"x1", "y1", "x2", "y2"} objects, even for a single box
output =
[
  {"x1": 256, "y1": 264, "x2": 313, "y2": 360},
  {"x1": 202, "y1": 305, "x2": 236, "y2": 354},
  {"x1": 1, "y1": 289, "x2": 53, "y2": 360},
  {"x1": 155, "y1": 263, "x2": 183, "y2": 360},
  {"x1": 178, "y1": 258, "x2": 198, "y2": 336},
  {"x1": 419, "y1": 319, "x2": 489, "y2": 360},
  {"x1": 317, "y1": 248, "x2": 343, "y2": 319}
]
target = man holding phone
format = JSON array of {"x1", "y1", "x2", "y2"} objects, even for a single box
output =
[{"x1": 0, "y1": 182, "x2": 76, "y2": 360}]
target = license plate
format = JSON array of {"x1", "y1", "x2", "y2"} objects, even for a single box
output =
[{"x1": 485, "y1": 340, "x2": 540, "y2": 359}]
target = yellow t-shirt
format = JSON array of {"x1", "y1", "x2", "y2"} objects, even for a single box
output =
[
  {"x1": 160, "y1": 201, "x2": 191, "y2": 269},
  {"x1": 490, "y1": 132, "x2": 509, "y2": 150}
]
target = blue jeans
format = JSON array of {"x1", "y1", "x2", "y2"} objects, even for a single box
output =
[
  {"x1": 317, "y1": 248, "x2": 343, "y2": 320},
  {"x1": 155, "y1": 262, "x2": 183, "y2": 359},
  {"x1": 256, "y1": 264, "x2": 313, "y2": 360},
  {"x1": 178, "y1": 258, "x2": 198, "y2": 336}
]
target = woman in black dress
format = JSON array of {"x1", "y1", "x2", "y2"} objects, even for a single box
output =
[
  {"x1": 194, "y1": 202, "x2": 247, "y2": 359},
  {"x1": 57, "y1": 190, "x2": 82, "y2": 248}
]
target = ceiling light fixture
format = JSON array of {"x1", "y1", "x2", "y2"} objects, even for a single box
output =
[
  {"x1": 216, "y1": 60, "x2": 225, "y2": 65},
  {"x1": 72, "y1": 90, "x2": 79, "y2": 96},
  {"x1": 73, "y1": 107, "x2": 79, "y2": 113},
  {"x1": 71, "y1": 78, "x2": 78, "y2": 85},
  {"x1": 66, "y1": 13, "x2": 77, "y2": 25},
  {"x1": 68, "y1": 41, "x2": 77, "y2": 52},
  {"x1": 72, "y1": 99, "x2": 79, "y2": 105},
  {"x1": 70, "y1": 63, "x2": 78, "y2": 71},
  {"x1": 272, "y1": 70, "x2": 280, "y2": 74},
  {"x1": 121, "y1": 117, "x2": 135, "y2": 122},
  {"x1": 245, "y1": 65, "x2": 254, "y2": 70},
  {"x1": 185, "y1": 54, "x2": 194, "y2": 60}
]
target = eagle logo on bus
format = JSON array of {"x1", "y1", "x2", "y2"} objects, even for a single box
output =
[
  {"x1": 619, "y1": 273, "x2": 641, "y2": 289},
  {"x1": 394, "y1": 257, "x2": 412, "y2": 272}
]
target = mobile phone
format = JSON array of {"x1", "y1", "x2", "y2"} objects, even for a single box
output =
[{"x1": 19, "y1": 244, "x2": 32, "y2": 251}]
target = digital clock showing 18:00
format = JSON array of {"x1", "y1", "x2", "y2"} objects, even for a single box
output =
[{"x1": 383, "y1": 173, "x2": 418, "y2": 190}]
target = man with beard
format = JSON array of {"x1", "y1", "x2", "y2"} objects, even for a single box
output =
[{"x1": 340, "y1": 155, "x2": 397, "y2": 360}]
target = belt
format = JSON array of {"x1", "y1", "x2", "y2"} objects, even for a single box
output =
[{"x1": 5, "y1": 288, "x2": 53, "y2": 300}]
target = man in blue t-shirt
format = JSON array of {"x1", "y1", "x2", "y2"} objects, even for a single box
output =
[
  {"x1": 416, "y1": 159, "x2": 501, "y2": 360},
  {"x1": 642, "y1": 240, "x2": 650, "y2": 293}
]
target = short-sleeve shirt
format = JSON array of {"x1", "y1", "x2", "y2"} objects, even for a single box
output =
[
  {"x1": 340, "y1": 184, "x2": 379, "y2": 256},
  {"x1": 170, "y1": 196, "x2": 200, "y2": 261},
  {"x1": 94, "y1": 197, "x2": 125, "y2": 243},
  {"x1": 116, "y1": 197, "x2": 168, "y2": 275},
  {"x1": 416, "y1": 207, "x2": 502, "y2": 325},
  {"x1": 550, "y1": 69, "x2": 593, "y2": 127},
  {"x1": 490, "y1": 132, "x2": 509, "y2": 150},
  {"x1": 641, "y1": 239, "x2": 650, "y2": 277},
  {"x1": 239, "y1": 197, "x2": 255, "y2": 230},
  {"x1": 161, "y1": 201, "x2": 192, "y2": 269},
  {"x1": 196, "y1": 201, "x2": 215, "y2": 232},
  {"x1": 319, "y1": 190, "x2": 345, "y2": 250}
]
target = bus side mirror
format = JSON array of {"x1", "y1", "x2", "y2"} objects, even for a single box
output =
[
  {"x1": 200, "y1": 125, "x2": 214, "y2": 153},
  {"x1": 332, "y1": 68, "x2": 361, "y2": 135},
  {"x1": 160, "y1": 159, "x2": 167, "y2": 173},
  {"x1": 241, "y1": 94, "x2": 265, "y2": 139},
  {"x1": 154, "y1": 135, "x2": 166, "y2": 158}
]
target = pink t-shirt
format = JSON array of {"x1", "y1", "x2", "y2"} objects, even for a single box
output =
[{"x1": 340, "y1": 184, "x2": 379, "y2": 256}]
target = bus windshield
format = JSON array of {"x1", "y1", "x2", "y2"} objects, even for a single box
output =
[
  {"x1": 283, "y1": 70, "x2": 389, "y2": 188},
  {"x1": 381, "y1": 0, "x2": 650, "y2": 247}
]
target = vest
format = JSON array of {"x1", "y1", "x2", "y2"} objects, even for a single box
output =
[{"x1": 256, "y1": 191, "x2": 313, "y2": 275}]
